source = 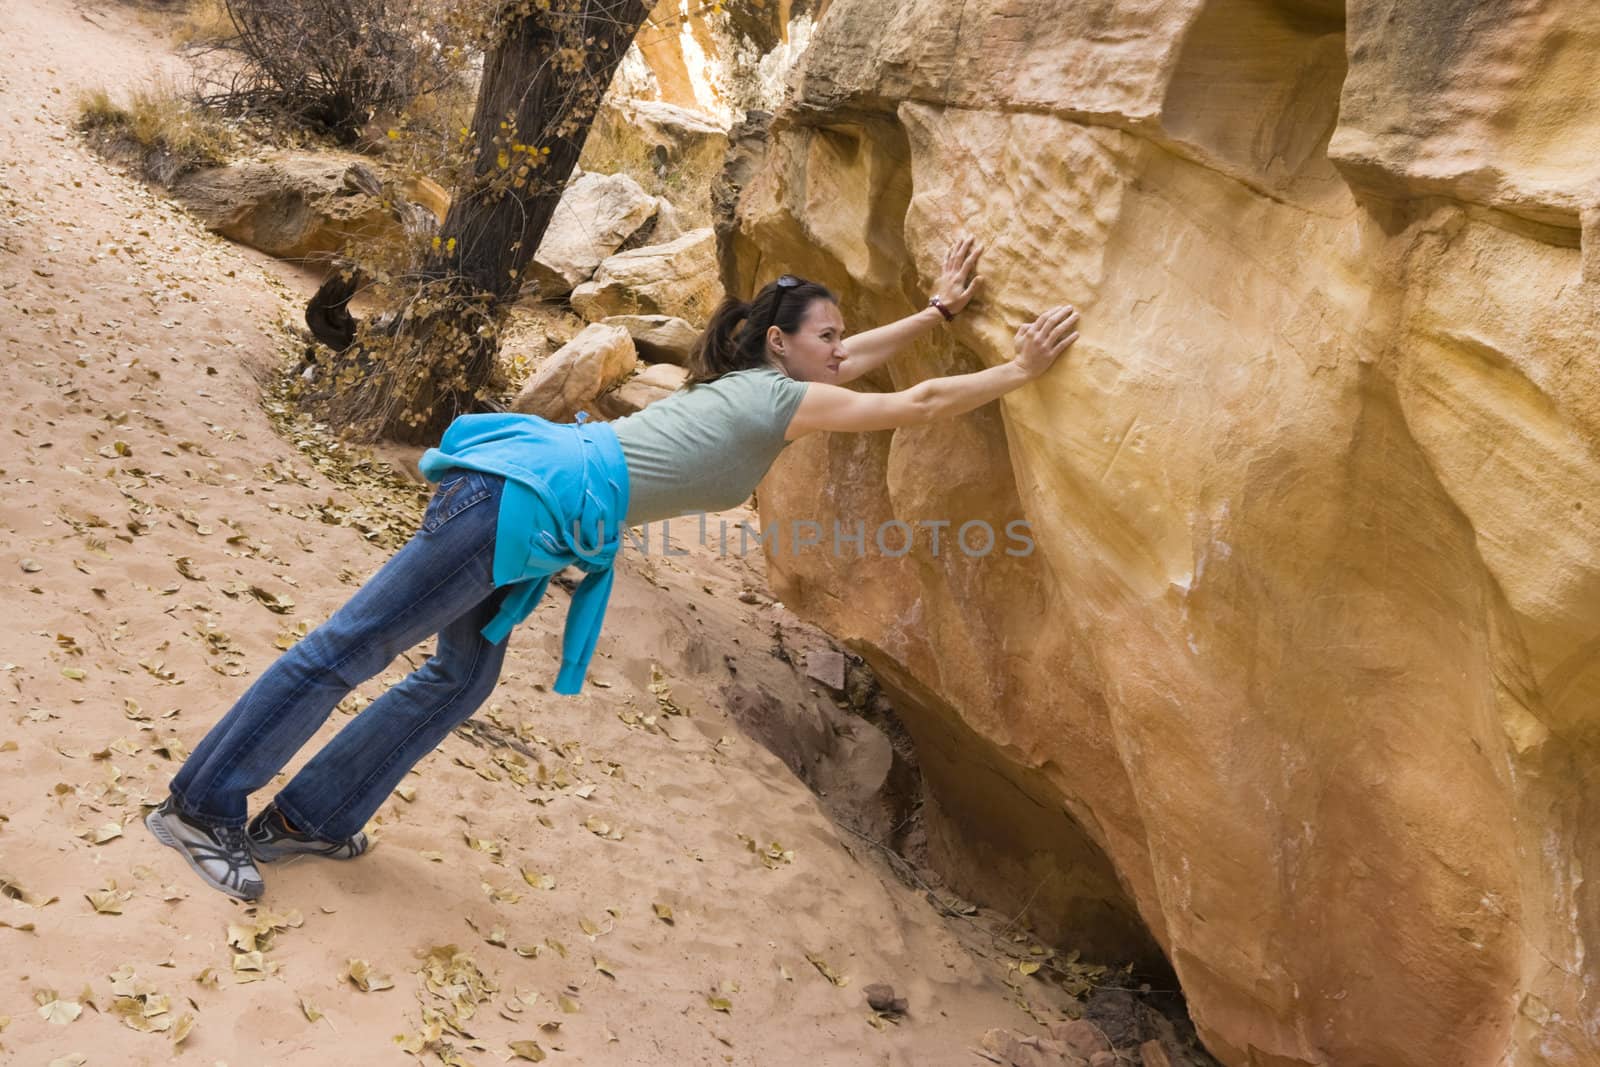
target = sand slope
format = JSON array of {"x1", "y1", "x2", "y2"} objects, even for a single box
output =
[{"x1": 0, "y1": 3, "x2": 1084, "y2": 1064}]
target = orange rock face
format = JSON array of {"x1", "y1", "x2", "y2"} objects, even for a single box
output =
[{"x1": 730, "y1": 3, "x2": 1600, "y2": 1065}]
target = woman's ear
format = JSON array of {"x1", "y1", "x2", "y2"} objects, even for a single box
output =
[{"x1": 767, "y1": 325, "x2": 784, "y2": 355}]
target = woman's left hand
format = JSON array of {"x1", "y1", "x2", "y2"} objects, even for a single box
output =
[{"x1": 931, "y1": 235, "x2": 984, "y2": 317}]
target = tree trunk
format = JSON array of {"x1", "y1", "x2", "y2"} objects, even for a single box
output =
[{"x1": 306, "y1": 0, "x2": 650, "y2": 443}]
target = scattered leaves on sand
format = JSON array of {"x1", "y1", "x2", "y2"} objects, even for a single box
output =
[
  {"x1": 36, "y1": 991, "x2": 82, "y2": 1025},
  {"x1": 107, "y1": 966, "x2": 173, "y2": 1032},
  {"x1": 2, "y1": 875, "x2": 59, "y2": 908},
  {"x1": 241, "y1": 585, "x2": 295, "y2": 614},
  {"x1": 464, "y1": 833, "x2": 502, "y2": 858},
  {"x1": 805, "y1": 953, "x2": 849, "y2": 988},
  {"x1": 343, "y1": 959, "x2": 393, "y2": 992},
  {"x1": 152, "y1": 736, "x2": 190, "y2": 760},
  {"x1": 482, "y1": 881, "x2": 521, "y2": 904},
  {"x1": 86, "y1": 880, "x2": 133, "y2": 914},
  {"x1": 178, "y1": 509, "x2": 211, "y2": 535},
  {"x1": 231, "y1": 950, "x2": 281, "y2": 983},
  {"x1": 648, "y1": 662, "x2": 690, "y2": 717},
  {"x1": 652, "y1": 902, "x2": 674, "y2": 924},
  {"x1": 94, "y1": 737, "x2": 142, "y2": 759},
  {"x1": 414, "y1": 944, "x2": 498, "y2": 1037},
  {"x1": 228, "y1": 908, "x2": 302, "y2": 953},
  {"x1": 394, "y1": 1027, "x2": 434, "y2": 1055},
  {"x1": 509, "y1": 1039, "x2": 548, "y2": 1062},
  {"x1": 299, "y1": 996, "x2": 323, "y2": 1023},
  {"x1": 274, "y1": 620, "x2": 310, "y2": 649},
  {"x1": 78, "y1": 820, "x2": 124, "y2": 845},
  {"x1": 520, "y1": 868, "x2": 555, "y2": 890},
  {"x1": 583, "y1": 814, "x2": 623, "y2": 840},
  {"x1": 737, "y1": 832, "x2": 794, "y2": 869},
  {"x1": 138, "y1": 657, "x2": 181, "y2": 684}
]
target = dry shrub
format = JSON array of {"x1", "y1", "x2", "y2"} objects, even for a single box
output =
[
  {"x1": 196, "y1": 0, "x2": 482, "y2": 143},
  {"x1": 76, "y1": 80, "x2": 238, "y2": 181},
  {"x1": 173, "y1": 0, "x2": 234, "y2": 46}
]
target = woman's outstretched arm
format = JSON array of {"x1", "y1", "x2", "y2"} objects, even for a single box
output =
[
  {"x1": 834, "y1": 237, "x2": 985, "y2": 385},
  {"x1": 786, "y1": 304, "x2": 1080, "y2": 439}
]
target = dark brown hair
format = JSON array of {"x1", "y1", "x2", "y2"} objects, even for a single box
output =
[{"x1": 682, "y1": 275, "x2": 837, "y2": 388}]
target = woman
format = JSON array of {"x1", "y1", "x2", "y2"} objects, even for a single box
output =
[{"x1": 145, "y1": 237, "x2": 1081, "y2": 901}]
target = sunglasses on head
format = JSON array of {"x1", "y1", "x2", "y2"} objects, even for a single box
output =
[{"x1": 762, "y1": 274, "x2": 805, "y2": 339}]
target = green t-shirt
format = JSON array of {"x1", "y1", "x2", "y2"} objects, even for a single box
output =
[{"x1": 609, "y1": 366, "x2": 810, "y2": 526}]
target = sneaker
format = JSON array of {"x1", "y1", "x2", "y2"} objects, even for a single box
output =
[
  {"x1": 246, "y1": 802, "x2": 370, "y2": 863},
  {"x1": 144, "y1": 796, "x2": 265, "y2": 902}
]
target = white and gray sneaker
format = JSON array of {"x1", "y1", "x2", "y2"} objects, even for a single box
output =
[
  {"x1": 144, "y1": 796, "x2": 265, "y2": 902},
  {"x1": 246, "y1": 801, "x2": 370, "y2": 863}
]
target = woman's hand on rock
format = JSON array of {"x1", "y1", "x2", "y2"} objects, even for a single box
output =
[
  {"x1": 1012, "y1": 305, "x2": 1080, "y2": 378},
  {"x1": 931, "y1": 235, "x2": 983, "y2": 316}
]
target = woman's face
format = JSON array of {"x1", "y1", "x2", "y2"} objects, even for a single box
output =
[{"x1": 769, "y1": 298, "x2": 847, "y2": 382}]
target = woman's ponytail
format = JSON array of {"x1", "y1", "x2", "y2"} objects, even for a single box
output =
[{"x1": 684, "y1": 296, "x2": 754, "y2": 388}]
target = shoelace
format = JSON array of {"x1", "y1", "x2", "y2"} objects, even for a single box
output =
[{"x1": 216, "y1": 823, "x2": 253, "y2": 857}]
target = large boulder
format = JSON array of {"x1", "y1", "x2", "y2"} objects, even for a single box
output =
[
  {"x1": 647, "y1": 196, "x2": 688, "y2": 243},
  {"x1": 733, "y1": 2, "x2": 1600, "y2": 1067},
  {"x1": 596, "y1": 361, "x2": 689, "y2": 419},
  {"x1": 529, "y1": 172, "x2": 658, "y2": 297},
  {"x1": 601, "y1": 314, "x2": 700, "y2": 366},
  {"x1": 510, "y1": 323, "x2": 637, "y2": 423},
  {"x1": 171, "y1": 152, "x2": 411, "y2": 261},
  {"x1": 570, "y1": 228, "x2": 722, "y2": 323}
]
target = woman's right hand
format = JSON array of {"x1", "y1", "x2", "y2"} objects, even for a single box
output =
[{"x1": 1012, "y1": 305, "x2": 1081, "y2": 378}]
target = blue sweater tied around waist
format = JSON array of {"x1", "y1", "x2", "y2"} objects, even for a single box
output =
[{"x1": 417, "y1": 410, "x2": 630, "y2": 696}]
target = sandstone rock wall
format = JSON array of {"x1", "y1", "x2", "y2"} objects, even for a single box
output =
[{"x1": 730, "y1": 3, "x2": 1600, "y2": 1065}]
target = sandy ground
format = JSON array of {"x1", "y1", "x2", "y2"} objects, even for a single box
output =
[{"x1": 0, "y1": 2, "x2": 1088, "y2": 1065}]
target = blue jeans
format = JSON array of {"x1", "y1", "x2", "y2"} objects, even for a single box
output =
[{"x1": 168, "y1": 469, "x2": 510, "y2": 840}]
